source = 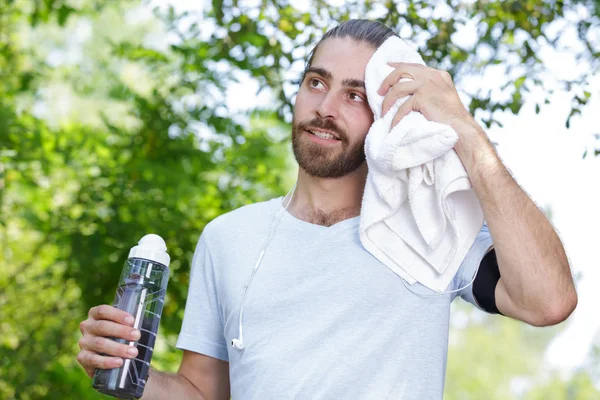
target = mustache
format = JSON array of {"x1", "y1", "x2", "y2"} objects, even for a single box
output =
[{"x1": 296, "y1": 118, "x2": 348, "y2": 142}]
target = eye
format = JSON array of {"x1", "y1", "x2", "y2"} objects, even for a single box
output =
[
  {"x1": 348, "y1": 92, "x2": 366, "y2": 103},
  {"x1": 308, "y1": 78, "x2": 324, "y2": 89}
]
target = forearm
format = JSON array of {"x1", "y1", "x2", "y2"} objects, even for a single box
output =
[
  {"x1": 455, "y1": 126, "x2": 577, "y2": 323},
  {"x1": 142, "y1": 369, "x2": 206, "y2": 400}
]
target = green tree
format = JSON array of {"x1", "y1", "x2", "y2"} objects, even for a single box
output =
[
  {"x1": 1, "y1": 0, "x2": 599, "y2": 398},
  {"x1": 446, "y1": 305, "x2": 600, "y2": 399}
]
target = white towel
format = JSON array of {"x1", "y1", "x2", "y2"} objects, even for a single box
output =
[{"x1": 359, "y1": 36, "x2": 484, "y2": 293}]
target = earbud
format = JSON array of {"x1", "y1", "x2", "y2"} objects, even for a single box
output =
[
  {"x1": 232, "y1": 184, "x2": 297, "y2": 351},
  {"x1": 231, "y1": 338, "x2": 244, "y2": 350}
]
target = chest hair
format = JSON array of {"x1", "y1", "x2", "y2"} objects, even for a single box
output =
[{"x1": 301, "y1": 208, "x2": 359, "y2": 227}]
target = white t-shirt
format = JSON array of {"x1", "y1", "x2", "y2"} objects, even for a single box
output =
[{"x1": 176, "y1": 197, "x2": 493, "y2": 399}]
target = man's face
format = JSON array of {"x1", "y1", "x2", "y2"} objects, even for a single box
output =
[{"x1": 292, "y1": 38, "x2": 375, "y2": 178}]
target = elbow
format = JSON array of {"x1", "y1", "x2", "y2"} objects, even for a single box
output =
[{"x1": 530, "y1": 289, "x2": 578, "y2": 327}]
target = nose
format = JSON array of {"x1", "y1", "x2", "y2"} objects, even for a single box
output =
[{"x1": 316, "y1": 91, "x2": 340, "y2": 120}]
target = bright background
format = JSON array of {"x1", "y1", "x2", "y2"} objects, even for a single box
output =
[{"x1": 1, "y1": 0, "x2": 599, "y2": 398}]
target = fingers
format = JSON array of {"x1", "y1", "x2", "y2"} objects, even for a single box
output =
[
  {"x1": 378, "y1": 68, "x2": 414, "y2": 96},
  {"x1": 89, "y1": 305, "x2": 135, "y2": 326},
  {"x1": 378, "y1": 62, "x2": 425, "y2": 95},
  {"x1": 77, "y1": 349, "x2": 124, "y2": 377},
  {"x1": 78, "y1": 334, "x2": 139, "y2": 359},
  {"x1": 77, "y1": 305, "x2": 141, "y2": 378},
  {"x1": 377, "y1": 63, "x2": 462, "y2": 128},
  {"x1": 381, "y1": 81, "x2": 421, "y2": 117},
  {"x1": 81, "y1": 318, "x2": 141, "y2": 341},
  {"x1": 392, "y1": 97, "x2": 414, "y2": 129}
]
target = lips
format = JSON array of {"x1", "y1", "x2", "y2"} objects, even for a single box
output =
[{"x1": 306, "y1": 129, "x2": 341, "y2": 140}]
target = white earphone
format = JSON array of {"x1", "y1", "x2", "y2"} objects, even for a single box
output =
[
  {"x1": 399, "y1": 262, "x2": 481, "y2": 297},
  {"x1": 230, "y1": 183, "x2": 485, "y2": 349},
  {"x1": 231, "y1": 184, "x2": 297, "y2": 350}
]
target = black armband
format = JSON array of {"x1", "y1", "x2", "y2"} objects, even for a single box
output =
[{"x1": 473, "y1": 248, "x2": 503, "y2": 315}]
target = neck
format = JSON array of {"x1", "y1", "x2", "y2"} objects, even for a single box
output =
[{"x1": 286, "y1": 163, "x2": 368, "y2": 226}]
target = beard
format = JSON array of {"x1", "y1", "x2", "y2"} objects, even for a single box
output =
[{"x1": 291, "y1": 116, "x2": 366, "y2": 178}]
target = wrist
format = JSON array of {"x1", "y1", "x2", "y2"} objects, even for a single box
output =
[
  {"x1": 453, "y1": 121, "x2": 486, "y2": 154},
  {"x1": 453, "y1": 125, "x2": 502, "y2": 182}
]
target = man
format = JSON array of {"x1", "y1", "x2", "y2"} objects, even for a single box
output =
[{"x1": 77, "y1": 19, "x2": 577, "y2": 399}]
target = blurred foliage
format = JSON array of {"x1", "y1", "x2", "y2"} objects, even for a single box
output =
[
  {"x1": 446, "y1": 305, "x2": 600, "y2": 399},
  {"x1": 0, "y1": 0, "x2": 599, "y2": 398}
]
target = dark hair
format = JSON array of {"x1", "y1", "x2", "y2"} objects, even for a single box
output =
[{"x1": 303, "y1": 19, "x2": 398, "y2": 78}]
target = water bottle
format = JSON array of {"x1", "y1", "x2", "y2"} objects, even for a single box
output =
[{"x1": 92, "y1": 234, "x2": 170, "y2": 399}]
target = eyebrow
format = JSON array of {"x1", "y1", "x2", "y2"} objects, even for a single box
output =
[{"x1": 305, "y1": 67, "x2": 365, "y2": 90}]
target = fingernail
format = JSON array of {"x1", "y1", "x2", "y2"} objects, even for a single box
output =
[
  {"x1": 127, "y1": 347, "x2": 138, "y2": 356},
  {"x1": 124, "y1": 316, "x2": 134, "y2": 325},
  {"x1": 131, "y1": 330, "x2": 141, "y2": 340}
]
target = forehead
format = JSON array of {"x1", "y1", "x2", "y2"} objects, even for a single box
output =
[{"x1": 310, "y1": 38, "x2": 376, "y2": 82}]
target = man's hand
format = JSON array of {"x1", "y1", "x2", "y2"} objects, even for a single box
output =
[
  {"x1": 77, "y1": 305, "x2": 230, "y2": 399},
  {"x1": 77, "y1": 305, "x2": 140, "y2": 378},
  {"x1": 377, "y1": 64, "x2": 577, "y2": 327},
  {"x1": 378, "y1": 62, "x2": 484, "y2": 152}
]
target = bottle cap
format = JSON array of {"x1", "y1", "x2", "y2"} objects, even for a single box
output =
[{"x1": 128, "y1": 234, "x2": 170, "y2": 267}]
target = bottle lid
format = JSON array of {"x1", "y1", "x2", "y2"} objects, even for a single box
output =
[{"x1": 128, "y1": 234, "x2": 170, "y2": 268}]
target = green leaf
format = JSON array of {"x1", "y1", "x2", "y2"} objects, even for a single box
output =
[
  {"x1": 57, "y1": 5, "x2": 74, "y2": 26},
  {"x1": 3, "y1": 0, "x2": 600, "y2": 396}
]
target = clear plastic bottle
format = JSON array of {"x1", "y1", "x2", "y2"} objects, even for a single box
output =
[{"x1": 92, "y1": 234, "x2": 170, "y2": 399}]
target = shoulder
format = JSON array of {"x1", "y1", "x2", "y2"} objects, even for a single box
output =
[{"x1": 202, "y1": 197, "x2": 282, "y2": 240}]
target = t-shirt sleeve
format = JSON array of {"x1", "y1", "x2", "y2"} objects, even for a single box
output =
[
  {"x1": 176, "y1": 232, "x2": 229, "y2": 361},
  {"x1": 451, "y1": 223, "x2": 494, "y2": 310}
]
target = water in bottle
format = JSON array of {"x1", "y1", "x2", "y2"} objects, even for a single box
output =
[{"x1": 92, "y1": 234, "x2": 170, "y2": 399}]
